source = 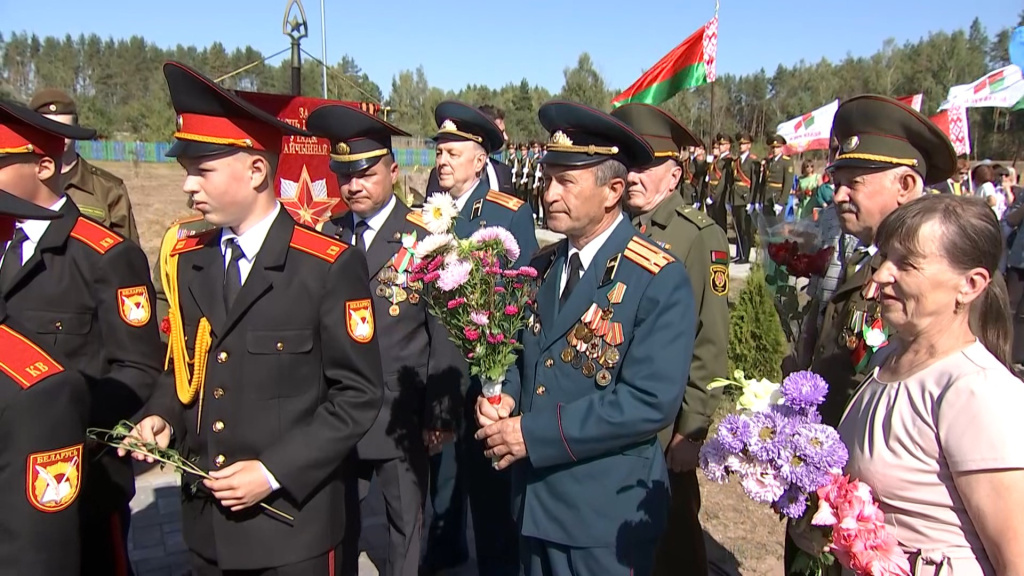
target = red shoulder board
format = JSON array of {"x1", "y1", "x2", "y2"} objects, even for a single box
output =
[
  {"x1": 290, "y1": 227, "x2": 348, "y2": 263},
  {"x1": 0, "y1": 325, "x2": 64, "y2": 389},
  {"x1": 486, "y1": 190, "x2": 525, "y2": 212},
  {"x1": 624, "y1": 236, "x2": 675, "y2": 275},
  {"x1": 406, "y1": 210, "x2": 429, "y2": 230},
  {"x1": 169, "y1": 229, "x2": 216, "y2": 256},
  {"x1": 69, "y1": 217, "x2": 123, "y2": 254}
]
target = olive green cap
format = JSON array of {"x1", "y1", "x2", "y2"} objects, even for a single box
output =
[{"x1": 609, "y1": 103, "x2": 699, "y2": 165}]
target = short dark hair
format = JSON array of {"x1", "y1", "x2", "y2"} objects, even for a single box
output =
[{"x1": 477, "y1": 104, "x2": 505, "y2": 122}]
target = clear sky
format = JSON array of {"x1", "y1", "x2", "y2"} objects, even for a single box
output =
[{"x1": 2, "y1": 0, "x2": 1020, "y2": 97}]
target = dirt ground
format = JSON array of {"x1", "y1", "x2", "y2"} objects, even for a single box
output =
[{"x1": 104, "y1": 160, "x2": 786, "y2": 576}]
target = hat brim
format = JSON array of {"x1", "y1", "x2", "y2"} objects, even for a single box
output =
[
  {"x1": 165, "y1": 139, "x2": 242, "y2": 159},
  {"x1": 537, "y1": 101, "x2": 655, "y2": 169},
  {"x1": 0, "y1": 189, "x2": 63, "y2": 220},
  {"x1": 433, "y1": 101, "x2": 505, "y2": 154}
]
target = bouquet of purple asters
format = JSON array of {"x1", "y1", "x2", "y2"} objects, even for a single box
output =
[{"x1": 699, "y1": 370, "x2": 848, "y2": 519}]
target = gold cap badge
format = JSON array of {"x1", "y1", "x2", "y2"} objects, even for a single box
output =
[
  {"x1": 844, "y1": 136, "x2": 860, "y2": 152},
  {"x1": 440, "y1": 119, "x2": 457, "y2": 132},
  {"x1": 335, "y1": 142, "x2": 350, "y2": 155}
]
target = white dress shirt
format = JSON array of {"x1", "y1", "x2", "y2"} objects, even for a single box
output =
[
  {"x1": 453, "y1": 179, "x2": 481, "y2": 213},
  {"x1": 217, "y1": 202, "x2": 283, "y2": 491},
  {"x1": 559, "y1": 212, "x2": 623, "y2": 296},
  {"x1": 0, "y1": 196, "x2": 66, "y2": 266},
  {"x1": 352, "y1": 195, "x2": 396, "y2": 249}
]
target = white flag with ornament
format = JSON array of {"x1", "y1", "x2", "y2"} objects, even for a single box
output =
[
  {"x1": 776, "y1": 99, "x2": 838, "y2": 154},
  {"x1": 929, "y1": 106, "x2": 970, "y2": 156},
  {"x1": 940, "y1": 64, "x2": 1024, "y2": 109}
]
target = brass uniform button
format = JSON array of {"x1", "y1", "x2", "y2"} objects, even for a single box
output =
[
  {"x1": 544, "y1": 358, "x2": 554, "y2": 368},
  {"x1": 212, "y1": 420, "x2": 225, "y2": 433},
  {"x1": 536, "y1": 385, "x2": 546, "y2": 396},
  {"x1": 214, "y1": 454, "x2": 226, "y2": 467},
  {"x1": 217, "y1": 351, "x2": 229, "y2": 363},
  {"x1": 276, "y1": 342, "x2": 284, "y2": 351},
  {"x1": 55, "y1": 321, "x2": 63, "y2": 330},
  {"x1": 213, "y1": 388, "x2": 225, "y2": 399}
]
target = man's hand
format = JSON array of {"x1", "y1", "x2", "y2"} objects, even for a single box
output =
[
  {"x1": 423, "y1": 429, "x2": 456, "y2": 456},
  {"x1": 666, "y1": 434, "x2": 702, "y2": 473},
  {"x1": 203, "y1": 461, "x2": 274, "y2": 512},
  {"x1": 117, "y1": 415, "x2": 171, "y2": 462},
  {"x1": 476, "y1": 393, "x2": 515, "y2": 428},
  {"x1": 475, "y1": 415, "x2": 527, "y2": 470}
]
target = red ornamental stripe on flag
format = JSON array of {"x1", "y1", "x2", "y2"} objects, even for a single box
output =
[
  {"x1": 794, "y1": 113, "x2": 814, "y2": 131},
  {"x1": 702, "y1": 14, "x2": 718, "y2": 82},
  {"x1": 974, "y1": 69, "x2": 1006, "y2": 94}
]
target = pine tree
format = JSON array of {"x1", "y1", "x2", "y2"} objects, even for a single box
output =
[{"x1": 727, "y1": 265, "x2": 787, "y2": 382}]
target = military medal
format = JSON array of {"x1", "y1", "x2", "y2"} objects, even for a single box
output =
[
  {"x1": 599, "y1": 346, "x2": 620, "y2": 368},
  {"x1": 389, "y1": 304, "x2": 400, "y2": 317},
  {"x1": 571, "y1": 354, "x2": 584, "y2": 370},
  {"x1": 582, "y1": 360, "x2": 597, "y2": 378},
  {"x1": 587, "y1": 339, "x2": 602, "y2": 358},
  {"x1": 532, "y1": 323, "x2": 541, "y2": 335},
  {"x1": 595, "y1": 369, "x2": 612, "y2": 387},
  {"x1": 393, "y1": 286, "x2": 408, "y2": 303},
  {"x1": 376, "y1": 285, "x2": 388, "y2": 298},
  {"x1": 409, "y1": 292, "x2": 420, "y2": 304},
  {"x1": 561, "y1": 347, "x2": 575, "y2": 363}
]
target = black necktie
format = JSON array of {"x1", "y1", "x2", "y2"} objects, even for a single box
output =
[
  {"x1": 0, "y1": 228, "x2": 28, "y2": 290},
  {"x1": 224, "y1": 239, "x2": 244, "y2": 310},
  {"x1": 352, "y1": 220, "x2": 369, "y2": 251},
  {"x1": 560, "y1": 252, "x2": 583, "y2": 307}
]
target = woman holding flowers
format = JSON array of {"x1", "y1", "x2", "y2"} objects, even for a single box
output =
[{"x1": 834, "y1": 195, "x2": 1024, "y2": 575}]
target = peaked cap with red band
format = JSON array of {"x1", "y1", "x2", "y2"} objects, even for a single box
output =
[
  {"x1": 163, "y1": 61, "x2": 311, "y2": 159},
  {"x1": 0, "y1": 99, "x2": 96, "y2": 159}
]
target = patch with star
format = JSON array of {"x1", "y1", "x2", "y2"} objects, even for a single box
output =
[
  {"x1": 117, "y1": 286, "x2": 152, "y2": 327},
  {"x1": 27, "y1": 444, "x2": 83, "y2": 513}
]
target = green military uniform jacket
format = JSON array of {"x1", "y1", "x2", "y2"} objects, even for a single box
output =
[
  {"x1": 731, "y1": 153, "x2": 759, "y2": 206},
  {"x1": 759, "y1": 154, "x2": 795, "y2": 207},
  {"x1": 64, "y1": 157, "x2": 139, "y2": 243},
  {"x1": 710, "y1": 152, "x2": 732, "y2": 205},
  {"x1": 678, "y1": 157, "x2": 696, "y2": 205},
  {"x1": 633, "y1": 193, "x2": 730, "y2": 444},
  {"x1": 153, "y1": 214, "x2": 217, "y2": 343}
]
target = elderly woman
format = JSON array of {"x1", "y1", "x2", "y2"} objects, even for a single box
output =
[{"x1": 838, "y1": 194, "x2": 1024, "y2": 576}]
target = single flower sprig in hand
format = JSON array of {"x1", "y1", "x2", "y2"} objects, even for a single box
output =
[{"x1": 88, "y1": 420, "x2": 294, "y2": 522}]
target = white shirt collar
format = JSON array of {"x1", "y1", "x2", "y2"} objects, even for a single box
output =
[
  {"x1": 357, "y1": 194, "x2": 396, "y2": 231},
  {"x1": 741, "y1": 151, "x2": 749, "y2": 162},
  {"x1": 18, "y1": 196, "x2": 66, "y2": 245},
  {"x1": 453, "y1": 179, "x2": 481, "y2": 212},
  {"x1": 568, "y1": 212, "x2": 624, "y2": 273},
  {"x1": 221, "y1": 202, "x2": 281, "y2": 261}
]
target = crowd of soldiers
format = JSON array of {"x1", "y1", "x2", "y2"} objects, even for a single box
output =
[{"x1": 0, "y1": 53, "x2": 950, "y2": 576}]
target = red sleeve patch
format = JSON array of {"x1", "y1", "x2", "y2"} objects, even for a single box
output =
[
  {"x1": 290, "y1": 226, "x2": 348, "y2": 263},
  {"x1": 0, "y1": 324, "x2": 65, "y2": 389},
  {"x1": 69, "y1": 217, "x2": 123, "y2": 254}
]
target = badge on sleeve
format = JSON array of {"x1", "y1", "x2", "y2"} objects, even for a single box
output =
[
  {"x1": 710, "y1": 264, "x2": 729, "y2": 296},
  {"x1": 27, "y1": 444, "x2": 83, "y2": 513},
  {"x1": 117, "y1": 286, "x2": 152, "y2": 326},
  {"x1": 346, "y1": 299, "x2": 375, "y2": 343}
]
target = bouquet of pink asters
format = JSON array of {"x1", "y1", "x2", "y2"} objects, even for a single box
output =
[{"x1": 407, "y1": 193, "x2": 539, "y2": 404}]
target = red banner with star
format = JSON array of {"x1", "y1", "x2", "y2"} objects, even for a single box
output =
[{"x1": 236, "y1": 91, "x2": 377, "y2": 229}]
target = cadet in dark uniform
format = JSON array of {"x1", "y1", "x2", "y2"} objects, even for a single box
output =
[
  {"x1": 29, "y1": 89, "x2": 141, "y2": 243},
  {"x1": 0, "y1": 98, "x2": 163, "y2": 576},
  {"x1": 308, "y1": 104, "x2": 464, "y2": 576},
  {"x1": 422, "y1": 100, "x2": 538, "y2": 576},
  {"x1": 153, "y1": 211, "x2": 216, "y2": 343},
  {"x1": 708, "y1": 133, "x2": 732, "y2": 232},
  {"x1": 785, "y1": 95, "x2": 957, "y2": 571},
  {"x1": 475, "y1": 101, "x2": 697, "y2": 576},
  {"x1": 0, "y1": 190, "x2": 90, "y2": 576},
  {"x1": 731, "y1": 132, "x2": 758, "y2": 264},
  {"x1": 758, "y1": 134, "x2": 795, "y2": 228},
  {"x1": 612, "y1": 103, "x2": 729, "y2": 576},
  {"x1": 122, "y1": 61, "x2": 385, "y2": 574}
]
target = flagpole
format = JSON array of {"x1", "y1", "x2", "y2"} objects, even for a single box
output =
[
  {"x1": 320, "y1": 0, "x2": 328, "y2": 98},
  {"x1": 709, "y1": 0, "x2": 719, "y2": 140}
]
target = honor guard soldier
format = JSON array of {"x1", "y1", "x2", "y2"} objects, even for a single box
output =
[
  {"x1": 29, "y1": 89, "x2": 141, "y2": 243},
  {"x1": 308, "y1": 103, "x2": 464, "y2": 576},
  {"x1": 786, "y1": 95, "x2": 956, "y2": 573},
  {"x1": 122, "y1": 61, "x2": 385, "y2": 574},
  {"x1": 0, "y1": 190, "x2": 90, "y2": 576},
  {"x1": 708, "y1": 133, "x2": 732, "y2": 232},
  {"x1": 475, "y1": 101, "x2": 697, "y2": 576},
  {"x1": 731, "y1": 132, "x2": 758, "y2": 264},
  {"x1": 422, "y1": 100, "x2": 537, "y2": 576},
  {"x1": 759, "y1": 134, "x2": 795, "y2": 227},
  {"x1": 0, "y1": 98, "x2": 163, "y2": 575},
  {"x1": 612, "y1": 103, "x2": 729, "y2": 576}
]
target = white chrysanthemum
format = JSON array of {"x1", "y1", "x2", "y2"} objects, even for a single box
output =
[
  {"x1": 422, "y1": 193, "x2": 459, "y2": 234},
  {"x1": 414, "y1": 233, "x2": 456, "y2": 259}
]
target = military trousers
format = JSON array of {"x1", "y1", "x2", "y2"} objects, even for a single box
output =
[
  {"x1": 652, "y1": 469, "x2": 706, "y2": 576},
  {"x1": 189, "y1": 542, "x2": 345, "y2": 576},
  {"x1": 730, "y1": 204, "x2": 752, "y2": 263},
  {"x1": 520, "y1": 536, "x2": 656, "y2": 576}
]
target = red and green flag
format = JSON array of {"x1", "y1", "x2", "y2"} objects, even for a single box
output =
[{"x1": 611, "y1": 14, "x2": 718, "y2": 108}]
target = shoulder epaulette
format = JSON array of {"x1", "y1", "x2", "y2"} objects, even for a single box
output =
[
  {"x1": 750, "y1": 154, "x2": 758, "y2": 160},
  {"x1": 69, "y1": 216, "x2": 123, "y2": 254},
  {"x1": 677, "y1": 206, "x2": 714, "y2": 230},
  {"x1": 406, "y1": 210, "x2": 429, "y2": 230},
  {"x1": 290, "y1": 226, "x2": 348, "y2": 263},
  {"x1": 486, "y1": 190, "x2": 526, "y2": 212},
  {"x1": 87, "y1": 163, "x2": 125, "y2": 185},
  {"x1": 783, "y1": 155, "x2": 791, "y2": 160},
  {"x1": 624, "y1": 236, "x2": 675, "y2": 275},
  {"x1": 169, "y1": 228, "x2": 216, "y2": 255},
  {"x1": 0, "y1": 324, "x2": 64, "y2": 389}
]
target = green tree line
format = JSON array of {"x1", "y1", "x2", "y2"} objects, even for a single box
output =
[{"x1": 1, "y1": 12, "x2": 1022, "y2": 157}]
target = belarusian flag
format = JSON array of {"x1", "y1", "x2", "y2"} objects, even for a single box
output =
[
  {"x1": 611, "y1": 14, "x2": 718, "y2": 108},
  {"x1": 897, "y1": 93, "x2": 923, "y2": 111}
]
